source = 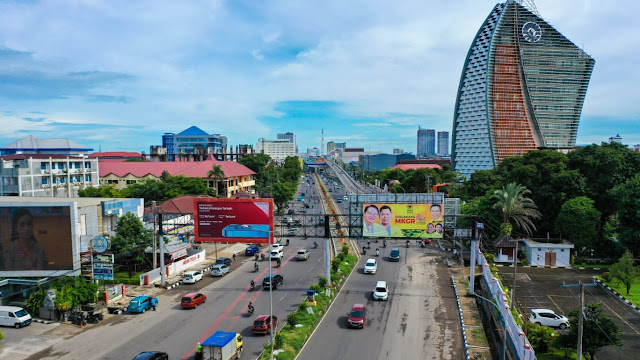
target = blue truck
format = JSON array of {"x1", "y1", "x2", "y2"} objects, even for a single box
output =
[{"x1": 200, "y1": 331, "x2": 243, "y2": 360}]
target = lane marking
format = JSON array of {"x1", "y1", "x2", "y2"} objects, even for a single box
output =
[{"x1": 279, "y1": 294, "x2": 288, "y2": 302}]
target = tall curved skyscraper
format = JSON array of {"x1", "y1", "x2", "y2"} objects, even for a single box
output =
[{"x1": 451, "y1": 0, "x2": 595, "y2": 177}]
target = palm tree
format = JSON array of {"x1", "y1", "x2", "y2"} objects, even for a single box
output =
[
  {"x1": 491, "y1": 182, "x2": 541, "y2": 236},
  {"x1": 207, "y1": 164, "x2": 226, "y2": 197}
]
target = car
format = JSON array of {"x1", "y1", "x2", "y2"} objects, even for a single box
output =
[
  {"x1": 348, "y1": 304, "x2": 366, "y2": 328},
  {"x1": 216, "y1": 257, "x2": 232, "y2": 266},
  {"x1": 271, "y1": 243, "x2": 284, "y2": 251},
  {"x1": 181, "y1": 292, "x2": 207, "y2": 309},
  {"x1": 389, "y1": 248, "x2": 400, "y2": 262},
  {"x1": 286, "y1": 228, "x2": 297, "y2": 235},
  {"x1": 300, "y1": 192, "x2": 305, "y2": 197},
  {"x1": 270, "y1": 249, "x2": 284, "y2": 259},
  {"x1": 211, "y1": 264, "x2": 230, "y2": 277},
  {"x1": 245, "y1": 245, "x2": 260, "y2": 256},
  {"x1": 529, "y1": 309, "x2": 570, "y2": 329},
  {"x1": 294, "y1": 219, "x2": 302, "y2": 226},
  {"x1": 336, "y1": 198, "x2": 343, "y2": 203},
  {"x1": 127, "y1": 295, "x2": 158, "y2": 313},
  {"x1": 182, "y1": 270, "x2": 203, "y2": 284},
  {"x1": 287, "y1": 209, "x2": 295, "y2": 215},
  {"x1": 132, "y1": 351, "x2": 169, "y2": 360},
  {"x1": 343, "y1": 195, "x2": 348, "y2": 201},
  {"x1": 297, "y1": 196, "x2": 303, "y2": 201},
  {"x1": 296, "y1": 249, "x2": 310, "y2": 261},
  {"x1": 372, "y1": 280, "x2": 389, "y2": 301},
  {"x1": 363, "y1": 258, "x2": 377, "y2": 274},
  {"x1": 284, "y1": 217, "x2": 294, "y2": 225},
  {"x1": 263, "y1": 274, "x2": 283, "y2": 289},
  {"x1": 252, "y1": 314, "x2": 278, "y2": 335}
]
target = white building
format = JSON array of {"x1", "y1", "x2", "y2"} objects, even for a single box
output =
[
  {"x1": 0, "y1": 154, "x2": 100, "y2": 197},
  {"x1": 256, "y1": 138, "x2": 296, "y2": 162},
  {"x1": 522, "y1": 239, "x2": 573, "y2": 268}
]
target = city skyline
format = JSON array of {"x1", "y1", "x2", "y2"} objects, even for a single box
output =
[{"x1": 0, "y1": 0, "x2": 638, "y2": 154}]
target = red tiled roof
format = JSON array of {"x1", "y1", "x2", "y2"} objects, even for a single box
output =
[
  {"x1": 89, "y1": 151, "x2": 142, "y2": 158},
  {"x1": 391, "y1": 164, "x2": 442, "y2": 170},
  {"x1": 99, "y1": 158, "x2": 256, "y2": 178},
  {"x1": 146, "y1": 195, "x2": 214, "y2": 214}
]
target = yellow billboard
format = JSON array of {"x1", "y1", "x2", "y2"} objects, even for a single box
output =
[{"x1": 362, "y1": 203, "x2": 443, "y2": 239}]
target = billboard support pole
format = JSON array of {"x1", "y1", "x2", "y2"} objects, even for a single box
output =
[
  {"x1": 152, "y1": 201, "x2": 157, "y2": 269},
  {"x1": 324, "y1": 215, "x2": 330, "y2": 282},
  {"x1": 159, "y1": 213, "x2": 165, "y2": 286}
]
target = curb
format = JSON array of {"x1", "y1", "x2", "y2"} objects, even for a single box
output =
[
  {"x1": 32, "y1": 318, "x2": 55, "y2": 324},
  {"x1": 594, "y1": 277, "x2": 640, "y2": 314},
  {"x1": 451, "y1": 276, "x2": 471, "y2": 360}
]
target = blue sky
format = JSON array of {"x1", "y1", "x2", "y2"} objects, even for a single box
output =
[{"x1": 1, "y1": 0, "x2": 638, "y2": 154}]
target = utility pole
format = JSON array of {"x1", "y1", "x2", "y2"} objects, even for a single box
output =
[
  {"x1": 561, "y1": 280, "x2": 597, "y2": 359},
  {"x1": 511, "y1": 239, "x2": 519, "y2": 307},
  {"x1": 152, "y1": 200, "x2": 157, "y2": 269}
]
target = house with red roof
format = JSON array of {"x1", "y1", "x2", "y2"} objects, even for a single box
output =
[{"x1": 99, "y1": 156, "x2": 256, "y2": 197}]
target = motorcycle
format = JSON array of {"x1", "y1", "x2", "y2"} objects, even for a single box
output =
[
  {"x1": 247, "y1": 304, "x2": 255, "y2": 316},
  {"x1": 69, "y1": 310, "x2": 87, "y2": 327},
  {"x1": 260, "y1": 253, "x2": 266, "y2": 261},
  {"x1": 250, "y1": 280, "x2": 256, "y2": 291},
  {"x1": 254, "y1": 263, "x2": 259, "y2": 273},
  {"x1": 406, "y1": 241, "x2": 410, "y2": 248},
  {"x1": 420, "y1": 241, "x2": 425, "y2": 248},
  {"x1": 314, "y1": 241, "x2": 318, "y2": 249},
  {"x1": 286, "y1": 239, "x2": 290, "y2": 246},
  {"x1": 86, "y1": 311, "x2": 103, "y2": 324},
  {"x1": 376, "y1": 248, "x2": 380, "y2": 257},
  {"x1": 383, "y1": 240, "x2": 387, "y2": 248}
]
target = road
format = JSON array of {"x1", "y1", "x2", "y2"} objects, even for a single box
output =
[{"x1": 298, "y1": 241, "x2": 462, "y2": 360}]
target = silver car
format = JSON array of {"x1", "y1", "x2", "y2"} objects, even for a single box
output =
[
  {"x1": 211, "y1": 264, "x2": 230, "y2": 277},
  {"x1": 296, "y1": 249, "x2": 310, "y2": 261}
]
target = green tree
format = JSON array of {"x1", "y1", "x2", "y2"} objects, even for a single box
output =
[
  {"x1": 610, "y1": 251, "x2": 639, "y2": 295},
  {"x1": 555, "y1": 197, "x2": 601, "y2": 251},
  {"x1": 207, "y1": 164, "x2": 226, "y2": 197},
  {"x1": 463, "y1": 169, "x2": 503, "y2": 200},
  {"x1": 609, "y1": 174, "x2": 640, "y2": 255},
  {"x1": 491, "y1": 183, "x2": 541, "y2": 236},
  {"x1": 79, "y1": 186, "x2": 123, "y2": 198},
  {"x1": 111, "y1": 212, "x2": 154, "y2": 265},
  {"x1": 272, "y1": 181, "x2": 295, "y2": 212},
  {"x1": 526, "y1": 322, "x2": 557, "y2": 353},
  {"x1": 556, "y1": 303, "x2": 622, "y2": 360},
  {"x1": 281, "y1": 156, "x2": 302, "y2": 182}
]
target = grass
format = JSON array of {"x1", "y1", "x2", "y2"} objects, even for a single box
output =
[
  {"x1": 536, "y1": 350, "x2": 580, "y2": 360},
  {"x1": 574, "y1": 263, "x2": 611, "y2": 269},
  {"x1": 597, "y1": 275, "x2": 640, "y2": 307},
  {"x1": 260, "y1": 252, "x2": 358, "y2": 360}
]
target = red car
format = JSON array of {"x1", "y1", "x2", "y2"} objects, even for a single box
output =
[
  {"x1": 252, "y1": 315, "x2": 278, "y2": 335},
  {"x1": 348, "y1": 304, "x2": 366, "y2": 328},
  {"x1": 180, "y1": 292, "x2": 206, "y2": 309}
]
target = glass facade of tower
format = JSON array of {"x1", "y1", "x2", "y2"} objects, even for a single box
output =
[{"x1": 452, "y1": 0, "x2": 595, "y2": 177}]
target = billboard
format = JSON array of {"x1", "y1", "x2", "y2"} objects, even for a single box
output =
[
  {"x1": 304, "y1": 156, "x2": 326, "y2": 165},
  {"x1": 362, "y1": 203, "x2": 444, "y2": 239},
  {"x1": 0, "y1": 205, "x2": 75, "y2": 275},
  {"x1": 194, "y1": 198, "x2": 274, "y2": 244}
]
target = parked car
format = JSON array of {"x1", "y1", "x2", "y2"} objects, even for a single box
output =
[
  {"x1": 180, "y1": 292, "x2": 207, "y2": 309},
  {"x1": 363, "y1": 258, "x2": 377, "y2": 274},
  {"x1": 372, "y1": 281, "x2": 389, "y2": 301},
  {"x1": 245, "y1": 245, "x2": 260, "y2": 256},
  {"x1": 296, "y1": 249, "x2": 310, "y2": 261},
  {"x1": 216, "y1": 257, "x2": 232, "y2": 266},
  {"x1": 348, "y1": 304, "x2": 366, "y2": 328},
  {"x1": 252, "y1": 315, "x2": 278, "y2": 335},
  {"x1": 529, "y1": 309, "x2": 570, "y2": 329},
  {"x1": 132, "y1": 351, "x2": 168, "y2": 360},
  {"x1": 182, "y1": 270, "x2": 203, "y2": 284},
  {"x1": 0, "y1": 306, "x2": 31, "y2": 328},
  {"x1": 389, "y1": 248, "x2": 400, "y2": 262},
  {"x1": 127, "y1": 295, "x2": 158, "y2": 313},
  {"x1": 211, "y1": 264, "x2": 230, "y2": 277},
  {"x1": 263, "y1": 274, "x2": 284, "y2": 289}
]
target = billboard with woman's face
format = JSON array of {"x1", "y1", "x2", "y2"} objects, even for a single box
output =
[
  {"x1": 362, "y1": 203, "x2": 443, "y2": 238},
  {"x1": 0, "y1": 205, "x2": 75, "y2": 275}
]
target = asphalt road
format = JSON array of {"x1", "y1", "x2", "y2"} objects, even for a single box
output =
[{"x1": 298, "y1": 241, "x2": 462, "y2": 360}]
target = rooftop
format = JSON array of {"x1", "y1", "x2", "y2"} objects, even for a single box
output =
[{"x1": 99, "y1": 156, "x2": 255, "y2": 179}]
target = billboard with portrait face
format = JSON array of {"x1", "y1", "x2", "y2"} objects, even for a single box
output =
[
  {"x1": 362, "y1": 203, "x2": 443, "y2": 238},
  {"x1": 0, "y1": 205, "x2": 75, "y2": 276},
  {"x1": 194, "y1": 198, "x2": 274, "y2": 244}
]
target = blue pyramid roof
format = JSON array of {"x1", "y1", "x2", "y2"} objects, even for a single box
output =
[{"x1": 178, "y1": 126, "x2": 209, "y2": 136}]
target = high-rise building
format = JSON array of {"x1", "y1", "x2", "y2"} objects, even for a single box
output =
[
  {"x1": 162, "y1": 126, "x2": 227, "y2": 160},
  {"x1": 277, "y1": 132, "x2": 296, "y2": 144},
  {"x1": 256, "y1": 138, "x2": 296, "y2": 162},
  {"x1": 452, "y1": 0, "x2": 595, "y2": 177},
  {"x1": 392, "y1": 148, "x2": 404, "y2": 155},
  {"x1": 417, "y1": 127, "x2": 435, "y2": 157},
  {"x1": 437, "y1": 131, "x2": 450, "y2": 157}
]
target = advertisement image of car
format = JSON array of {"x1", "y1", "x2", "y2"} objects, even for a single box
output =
[
  {"x1": 361, "y1": 203, "x2": 444, "y2": 239},
  {"x1": 194, "y1": 198, "x2": 274, "y2": 244}
]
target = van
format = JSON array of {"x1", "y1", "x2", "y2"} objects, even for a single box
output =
[
  {"x1": 372, "y1": 281, "x2": 389, "y2": 301},
  {"x1": 0, "y1": 306, "x2": 32, "y2": 328}
]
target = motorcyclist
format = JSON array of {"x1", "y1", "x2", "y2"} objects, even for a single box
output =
[
  {"x1": 286, "y1": 238, "x2": 290, "y2": 246},
  {"x1": 250, "y1": 280, "x2": 255, "y2": 290},
  {"x1": 406, "y1": 240, "x2": 410, "y2": 248},
  {"x1": 314, "y1": 241, "x2": 318, "y2": 248},
  {"x1": 195, "y1": 342, "x2": 203, "y2": 360},
  {"x1": 383, "y1": 240, "x2": 387, "y2": 247},
  {"x1": 376, "y1": 248, "x2": 380, "y2": 256},
  {"x1": 254, "y1": 263, "x2": 259, "y2": 272},
  {"x1": 248, "y1": 302, "x2": 254, "y2": 314},
  {"x1": 255, "y1": 253, "x2": 259, "y2": 261}
]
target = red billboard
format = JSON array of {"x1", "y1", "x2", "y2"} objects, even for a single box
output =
[
  {"x1": 194, "y1": 198, "x2": 274, "y2": 244},
  {"x1": 0, "y1": 205, "x2": 74, "y2": 274}
]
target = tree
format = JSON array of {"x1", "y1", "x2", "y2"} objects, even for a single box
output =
[
  {"x1": 609, "y1": 174, "x2": 640, "y2": 255},
  {"x1": 610, "y1": 251, "x2": 639, "y2": 295},
  {"x1": 207, "y1": 164, "x2": 226, "y2": 197},
  {"x1": 281, "y1": 156, "x2": 302, "y2": 182},
  {"x1": 556, "y1": 303, "x2": 622, "y2": 360},
  {"x1": 555, "y1": 197, "x2": 601, "y2": 252},
  {"x1": 110, "y1": 212, "x2": 154, "y2": 266},
  {"x1": 526, "y1": 322, "x2": 556, "y2": 353},
  {"x1": 491, "y1": 183, "x2": 541, "y2": 236},
  {"x1": 272, "y1": 182, "x2": 295, "y2": 212},
  {"x1": 79, "y1": 185, "x2": 122, "y2": 198}
]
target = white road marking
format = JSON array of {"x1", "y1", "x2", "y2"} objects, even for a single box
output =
[
  {"x1": 307, "y1": 266, "x2": 314, "y2": 272},
  {"x1": 279, "y1": 294, "x2": 287, "y2": 302}
]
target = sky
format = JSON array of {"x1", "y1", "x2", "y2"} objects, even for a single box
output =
[{"x1": 0, "y1": 0, "x2": 638, "y2": 155}]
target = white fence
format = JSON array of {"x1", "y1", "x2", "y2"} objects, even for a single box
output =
[
  {"x1": 478, "y1": 249, "x2": 536, "y2": 360},
  {"x1": 139, "y1": 249, "x2": 206, "y2": 285}
]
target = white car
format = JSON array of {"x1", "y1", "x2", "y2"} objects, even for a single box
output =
[
  {"x1": 296, "y1": 249, "x2": 310, "y2": 261},
  {"x1": 363, "y1": 259, "x2": 377, "y2": 274},
  {"x1": 211, "y1": 264, "x2": 230, "y2": 277},
  {"x1": 270, "y1": 249, "x2": 284, "y2": 259},
  {"x1": 182, "y1": 270, "x2": 203, "y2": 284},
  {"x1": 271, "y1": 243, "x2": 284, "y2": 252},
  {"x1": 372, "y1": 280, "x2": 389, "y2": 301},
  {"x1": 529, "y1": 309, "x2": 570, "y2": 329}
]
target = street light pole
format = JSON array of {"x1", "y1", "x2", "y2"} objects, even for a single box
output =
[
  {"x1": 472, "y1": 293, "x2": 507, "y2": 360},
  {"x1": 511, "y1": 239, "x2": 519, "y2": 307}
]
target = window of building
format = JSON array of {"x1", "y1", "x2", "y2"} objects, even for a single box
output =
[
  {"x1": 42, "y1": 178, "x2": 48, "y2": 185},
  {"x1": 41, "y1": 163, "x2": 47, "y2": 170}
]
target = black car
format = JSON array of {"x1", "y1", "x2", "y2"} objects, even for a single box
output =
[
  {"x1": 287, "y1": 209, "x2": 295, "y2": 215},
  {"x1": 132, "y1": 352, "x2": 168, "y2": 360},
  {"x1": 263, "y1": 274, "x2": 284, "y2": 289},
  {"x1": 216, "y1": 257, "x2": 232, "y2": 266}
]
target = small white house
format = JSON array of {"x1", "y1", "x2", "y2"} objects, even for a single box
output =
[
  {"x1": 522, "y1": 239, "x2": 573, "y2": 268},
  {"x1": 492, "y1": 235, "x2": 523, "y2": 264}
]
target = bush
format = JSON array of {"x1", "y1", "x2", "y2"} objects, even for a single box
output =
[
  {"x1": 602, "y1": 271, "x2": 611, "y2": 281},
  {"x1": 287, "y1": 312, "x2": 298, "y2": 327},
  {"x1": 25, "y1": 290, "x2": 46, "y2": 315},
  {"x1": 298, "y1": 302, "x2": 307, "y2": 311},
  {"x1": 485, "y1": 253, "x2": 495, "y2": 264},
  {"x1": 274, "y1": 333, "x2": 284, "y2": 349},
  {"x1": 318, "y1": 276, "x2": 328, "y2": 289},
  {"x1": 336, "y1": 253, "x2": 345, "y2": 261},
  {"x1": 331, "y1": 258, "x2": 341, "y2": 272},
  {"x1": 342, "y1": 244, "x2": 349, "y2": 256},
  {"x1": 526, "y1": 322, "x2": 556, "y2": 353},
  {"x1": 310, "y1": 284, "x2": 322, "y2": 294}
]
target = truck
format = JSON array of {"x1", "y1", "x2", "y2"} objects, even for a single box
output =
[{"x1": 200, "y1": 331, "x2": 243, "y2": 360}]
